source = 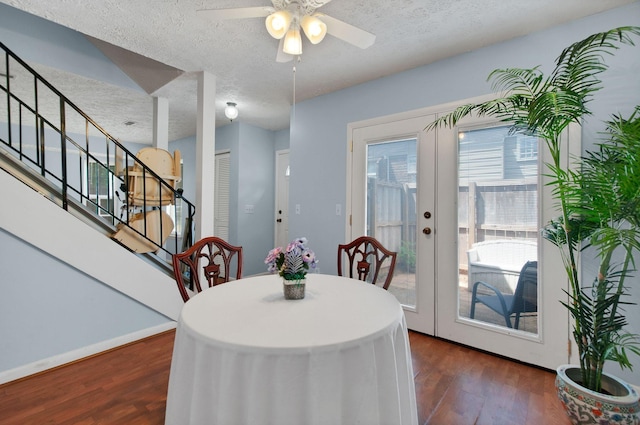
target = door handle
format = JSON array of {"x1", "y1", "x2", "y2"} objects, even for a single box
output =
[{"x1": 423, "y1": 227, "x2": 432, "y2": 235}]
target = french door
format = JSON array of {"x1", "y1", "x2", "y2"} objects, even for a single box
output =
[
  {"x1": 349, "y1": 114, "x2": 435, "y2": 334},
  {"x1": 348, "y1": 102, "x2": 571, "y2": 369}
]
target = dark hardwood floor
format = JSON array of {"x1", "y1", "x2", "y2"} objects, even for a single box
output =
[
  {"x1": 409, "y1": 332, "x2": 569, "y2": 425},
  {"x1": 0, "y1": 329, "x2": 570, "y2": 425}
]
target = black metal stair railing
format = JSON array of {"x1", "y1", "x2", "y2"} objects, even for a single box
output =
[{"x1": 0, "y1": 41, "x2": 195, "y2": 262}]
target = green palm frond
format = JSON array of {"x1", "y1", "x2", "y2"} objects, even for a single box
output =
[
  {"x1": 609, "y1": 333, "x2": 640, "y2": 370},
  {"x1": 488, "y1": 66, "x2": 545, "y2": 95},
  {"x1": 552, "y1": 27, "x2": 640, "y2": 95}
]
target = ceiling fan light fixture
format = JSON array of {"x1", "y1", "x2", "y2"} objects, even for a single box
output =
[
  {"x1": 225, "y1": 102, "x2": 239, "y2": 121},
  {"x1": 283, "y1": 28, "x2": 302, "y2": 55},
  {"x1": 265, "y1": 10, "x2": 292, "y2": 39},
  {"x1": 301, "y1": 15, "x2": 327, "y2": 44}
]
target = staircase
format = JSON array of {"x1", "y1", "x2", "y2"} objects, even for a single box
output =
[{"x1": 0, "y1": 41, "x2": 194, "y2": 316}]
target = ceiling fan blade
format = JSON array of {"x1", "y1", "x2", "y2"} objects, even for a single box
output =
[
  {"x1": 276, "y1": 38, "x2": 294, "y2": 63},
  {"x1": 316, "y1": 14, "x2": 376, "y2": 49},
  {"x1": 197, "y1": 6, "x2": 273, "y2": 20}
]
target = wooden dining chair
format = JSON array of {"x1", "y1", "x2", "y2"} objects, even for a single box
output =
[
  {"x1": 172, "y1": 236, "x2": 243, "y2": 302},
  {"x1": 337, "y1": 236, "x2": 398, "y2": 290}
]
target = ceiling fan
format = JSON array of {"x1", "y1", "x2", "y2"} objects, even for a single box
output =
[{"x1": 198, "y1": 0, "x2": 376, "y2": 62}]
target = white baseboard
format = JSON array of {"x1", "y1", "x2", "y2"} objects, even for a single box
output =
[{"x1": 0, "y1": 321, "x2": 176, "y2": 385}]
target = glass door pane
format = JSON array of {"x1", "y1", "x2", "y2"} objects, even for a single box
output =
[
  {"x1": 366, "y1": 138, "x2": 417, "y2": 308},
  {"x1": 457, "y1": 126, "x2": 539, "y2": 334}
]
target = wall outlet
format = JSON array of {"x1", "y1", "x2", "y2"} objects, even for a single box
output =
[
  {"x1": 336, "y1": 203, "x2": 341, "y2": 216},
  {"x1": 244, "y1": 204, "x2": 255, "y2": 214},
  {"x1": 295, "y1": 204, "x2": 301, "y2": 214}
]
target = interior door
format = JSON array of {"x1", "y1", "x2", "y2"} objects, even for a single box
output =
[
  {"x1": 214, "y1": 151, "x2": 230, "y2": 240},
  {"x1": 275, "y1": 149, "x2": 289, "y2": 249},
  {"x1": 349, "y1": 114, "x2": 435, "y2": 334},
  {"x1": 348, "y1": 104, "x2": 571, "y2": 369}
]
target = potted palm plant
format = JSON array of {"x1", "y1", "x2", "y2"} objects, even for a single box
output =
[{"x1": 426, "y1": 26, "x2": 640, "y2": 424}]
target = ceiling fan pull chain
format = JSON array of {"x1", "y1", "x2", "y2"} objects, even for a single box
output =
[{"x1": 292, "y1": 64, "x2": 297, "y2": 124}]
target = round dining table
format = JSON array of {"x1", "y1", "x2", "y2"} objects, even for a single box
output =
[{"x1": 164, "y1": 273, "x2": 418, "y2": 425}]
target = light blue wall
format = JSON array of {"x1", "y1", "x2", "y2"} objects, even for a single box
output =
[
  {"x1": 0, "y1": 229, "x2": 169, "y2": 372},
  {"x1": 237, "y1": 123, "x2": 277, "y2": 275},
  {"x1": 168, "y1": 122, "x2": 279, "y2": 275},
  {"x1": 274, "y1": 128, "x2": 290, "y2": 152},
  {"x1": 0, "y1": 2, "x2": 142, "y2": 92},
  {"x1": 285, "y1": 33, "x2": 536, "y2": 274},
  {"x1": 288, "y1": 3, "x2": 640, "y2": 383}
]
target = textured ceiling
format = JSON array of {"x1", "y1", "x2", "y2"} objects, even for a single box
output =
[{"x1": 1, "y1": 0, "x2": 636, "y2": 143}]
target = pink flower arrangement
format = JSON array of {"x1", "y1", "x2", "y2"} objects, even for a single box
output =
[{"x1": 265, "y1": 237, "x2": 318, "y2": 280}]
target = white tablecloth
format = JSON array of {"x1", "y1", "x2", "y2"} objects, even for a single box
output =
[{"x1": 164, "y1": 273, "x2": 418, "y2": 425}]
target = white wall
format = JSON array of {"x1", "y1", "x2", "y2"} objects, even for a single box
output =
[{"x1": 288, "y1": 3, "x2": 640, "y2": 384}]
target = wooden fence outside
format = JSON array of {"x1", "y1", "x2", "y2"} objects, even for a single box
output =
[{"x1": 367, "y1": 178, "x2": 538, "y2": 273}]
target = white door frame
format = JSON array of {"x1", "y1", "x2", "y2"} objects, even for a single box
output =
[{"x1": 274, "y1": 149, "x2": 289, "y2": 248}]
